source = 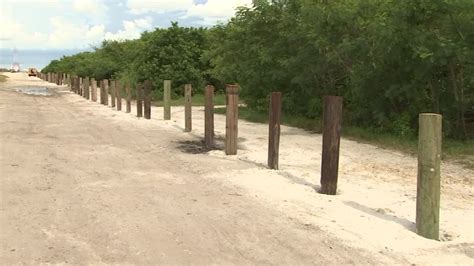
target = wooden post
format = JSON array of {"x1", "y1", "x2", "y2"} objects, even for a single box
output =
[
  {"x1": 75, "y1": 77, "x2": 80, "y2": 95},
  {"x1": 79, "y1": 77, "x2": 83, "y2": 96},
  {"x1": 319, "y1": 96, "x2": 343, "y2": 195},
  {"x1": 225, "y1": 85, "x2": 239, "y2": 155},
  {"x1": 184, "y1": 84, "x2": 192, "y2": 132},
  {"x1": 110, "y1": 80, "x2": 116, "y2": 107},
  {"x1": 99, "y1": 80, "x2": 104, "y2": 104},
  {"x1": 126, "y1": 84, "x2": 131, "y2": 113},
  {"x1": 116, "y1": 80, "x2": 122, "y2": 111},
  {"x1": 84, "y1": 77, "x2": 90, "y2": 100},
  {"x1": 416, "y1": 113, "x2": 442, "y2": 240},
  {"x1": 144, "y1": 80, "x2": 152, "y2": 119},
  {"x1": 204, "y1": 85, "x2": 215, "y2": 148},
  {"x1": 136, "y1": 83, "x2": 143, "y2": 117},
  {"x1": 104, "y1": 79, "x2": 109, "y2": 105},
  {"x1": 268, "y1": 92, "x2": 282, "y2": 170},
  {"x1": 164, "y1": 80, "x2": 171, "y2": 120},
  {"x1": 91, "y1": 78, "x2": 97, "y2": 102}
]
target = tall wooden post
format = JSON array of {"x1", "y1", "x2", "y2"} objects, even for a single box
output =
[
  {"x1": 143, "y1": 80, "x2": 152, "y2": 119},
  {"x1": 184, "y1": 84, "x2": 192, "y2": 132},
  {"x1": 110, "y1": 80, "x2": 116, "y2": 107},
  {"x1": 416, "y1": 113, "x2": 442, "y2": 240},
  {"x1": 136, "y1": 83, "x2": 143, "y2": 117},
  {"x1": 70, "y1": 76, "x2": 75, "y2": 92},
  {"x1": 225, "y1": 85, "x2": 239, "y2": 155},
  {"x1": 79, "y1": 77, "x2": 83, "y2": 96},
  {"x1": 268, "y1": 92, "x2": 282, "y2": 170},
  {"x1": 319, "y1": 96, "x2": 343, "y2": 195},
  {"x1": 126, "y1": 84, "x2": 131, "y2": 113},
  {"x1": 204, "y1": 85, "x2": 215, "y2": 148},
  {"x1": 103, "y1": 79, "x2": 109, "y2": 105},
  {"x1": 84, "y1": 77, "x2": 90, "y2": 100},
  {"x1": 91, "y1": 78, "x2": 97, "y2": 102},
  {"x1": 99, "y1": 80, "x2": 104, "y2": 104},
  {"x1": 76, "y1": 77, "x2": 81, "y2": 95},
  {"x1": 116, "y1": 80, "x2": 122, "y2": 111},
  {"x1": 164, "y1": 80, "x2": 171, "y2": 120}
]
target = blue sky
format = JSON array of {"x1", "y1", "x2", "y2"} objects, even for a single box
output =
[{"x1": 0, "y1": 0, "x2": 252, "y2": 50}]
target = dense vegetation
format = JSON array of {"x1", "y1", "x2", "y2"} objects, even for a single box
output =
[{"x1": 43, "y1": 0, "x2": 474, "y2": 140}]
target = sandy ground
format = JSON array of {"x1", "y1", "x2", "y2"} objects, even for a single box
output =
[{"x1": 0, "y1": 72, "x2": 473, "y2": 264}]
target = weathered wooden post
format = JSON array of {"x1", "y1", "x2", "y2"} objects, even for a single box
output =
[
  {"x1": 84, "y1": 77, "x2": 90, "y2": 100},
  {"x1": 99, "y1": 80, "x2": 104, "y2": 104},
  {"x1": 268, "y1": 92, "x2": 282, "y2": 170},
  {"x1": 225, "y1": 84, "x2": 239, "y2": 155},
  {"x1": 136, "y1": 83, "x2": 143, "y2": 117},
  {"x1": 79, "y1": 77, "x2": 84, "y2": 96},
  {"x1": 70, "y1": 76, "x2": 74, "y2": 92},
  {"x1": 116, "y1": 80, "x2": 122, "y2": 111},
  {"x1": 164, "y1": 80, "x2": 171, "y2": 120},
  {"x1": 91, "y1": 78, "x2": 97, "y2": 102},
  {"x1": 184, "y1": 84, "x2": 192, "y2": 132},
  {"x1": 144, "y1": 80, "x2": 152, "y2": 119},
  {"x1": 103, "y1": 79, "x2": 109, "y2": 105},
  {"x1": 416, "y1": 113, "x2": 442, "y2": 240},
  {"x1": 110, "y1": 80, "x2": 116, "y2": 108},
  {"x1": 126, "y1": 84, "x2": 131, "y2": 113},
  {"x1": 75, "y1": 77, "x2": 80, "y2": 95},
  {"x1": 204, "y1": 85, "x2": 215, "y2": 148},
  {"x1": 319, "y1": 96, "x2": 343, "y2": 195}
]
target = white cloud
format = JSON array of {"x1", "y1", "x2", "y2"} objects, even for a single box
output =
[
  {"x1": 73, "y1": 0, "x2": 107, "y2": 15},
  {"x1": 186, "y1": 0, "x2": 252, "y2": 25},
  {"x1": 126, "y1": 0, "x2": 252, "y2": 24},
  {"x1": 127, "y1": 0, "x2": 193, "y2": 14},
  {"x1": 47, "y1": 16, "x2": 106, "y2": 48},
  {"x1": 104, "y1": 17, "x2": 153, "y2": 41}
]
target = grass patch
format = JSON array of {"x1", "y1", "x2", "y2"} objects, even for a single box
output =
[
  {"x1": 215, "y1": 106, "x2": 322, "y2": 132},
  {"x1": 152, "y1": 93, "x2": 226, "y2": 107},
  {"x1": 215, "y1": 106, "x2": 474, "y2": 169},
  {"x1": 0, "y1": 74, "x2": 7, "y2": 83}
]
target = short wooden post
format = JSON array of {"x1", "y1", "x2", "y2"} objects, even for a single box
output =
[
  {"x1": 416, "y1": 113, "x2": 442, "y2": 240},
  {"x1": 126, "y1": 84, "x2": 131, "y2": 113},
  {"x1": 204, "y1": 85, "x2": 215, "y2": 148},
  {"x1": 268, "y1": 92, "x2": 282, "y2": 170},
  {"x1": 184, "y1": 84, "x2": 192, "y2": 132},
  {"x1": 143, "y1": 80, "x2": 152, "y2": 119},
  {"x1": 225, "y1": 85, "x2": 239, "y2": 155},
  {"x1": 116, "y1": 80, "x2": 122, "y2": 111},
  {"x1": 319, "y1": 96, "x2": 343, "y2": 195},
  {"x1": 136, "y1": 83, "x2": 143, "y2": 117},
  {"x1": 91, "y1": 78, "x2": 97, "y2": 102},
  {"x1": 84, "y1": 77, "x2": 90, "y2": 99},
  {"x1": 110, "y1": 80, "x2": 116, "y2": 107},
  {"x1": 164, "y1": 80, "x2": 171, "y2": 120}
]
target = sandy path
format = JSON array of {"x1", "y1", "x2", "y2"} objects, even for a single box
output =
[
  {"x1": 1, "y1": 72, "x2": 473, "y2": 264},
  {"x1": 0, "y1": 73, "x2": 378, "y2": 264}
]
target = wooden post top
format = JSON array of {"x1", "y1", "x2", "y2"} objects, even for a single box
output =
[
  {"x1": 226, "y1": 84, "x2": 239, "y2": 94},
  {"x1": 419, "y1": 113, "x2": 442, "y2": 118}
]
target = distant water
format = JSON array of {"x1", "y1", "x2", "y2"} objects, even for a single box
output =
[{"x1": 0, "y1": 48, "x2": 89, "y2": 71}]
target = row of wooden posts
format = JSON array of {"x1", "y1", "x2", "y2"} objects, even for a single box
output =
[{"x1": 40, "y1": 72, "x2": 442, "y2": 241}]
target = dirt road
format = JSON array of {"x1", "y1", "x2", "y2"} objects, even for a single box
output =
[
  {"x1": 0, "y1": 73, "x2": 378, "y2": 264},
  {"x1": 1, "y1": 73, "x2": 473, "y2": 264}
]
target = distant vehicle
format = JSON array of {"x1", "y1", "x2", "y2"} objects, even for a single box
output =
[
  {"x1": 28, "y1": 68, "x2": 38, "y2": 77},
  {"x1": 11, "y1": 63, "x2": 20, "y2": 72}
]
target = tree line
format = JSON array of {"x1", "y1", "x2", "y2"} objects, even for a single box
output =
[{"x1": 42, "y1": 0, "x2": 474, "y2": 140}]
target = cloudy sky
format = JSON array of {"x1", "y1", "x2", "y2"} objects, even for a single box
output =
[{"x1": 0, "y1": 0, "x2": 252, "y2": 50}]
